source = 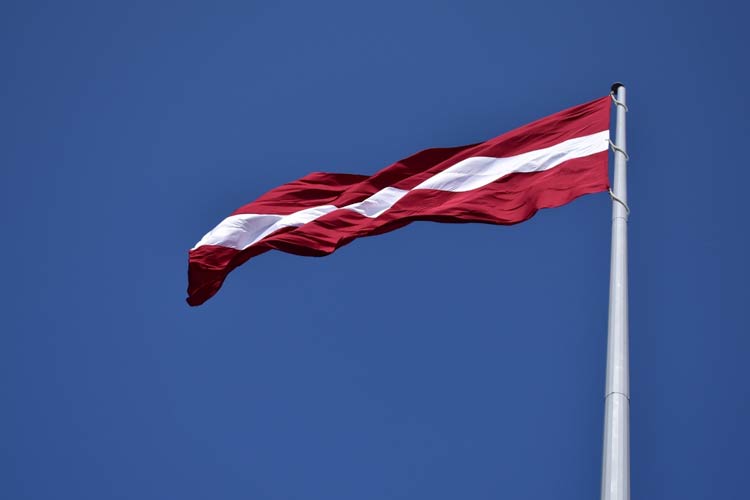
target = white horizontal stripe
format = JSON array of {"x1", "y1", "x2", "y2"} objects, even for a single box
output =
[
  {"x1": 345, "y1": 187, "x2": 409, "y2": 218},
  {"x1": 192, "y1": 205, "x2": 337, "y2": 250},
  {"x1": 414, "y1": 131, "x2": 609, "y2": 192},
  {"x1": 193, "y1": 130, "x2": 608, "y2": 250}
]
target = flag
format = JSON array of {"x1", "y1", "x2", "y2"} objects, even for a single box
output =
[{"x1": 187, "y1": 96, "x2": 611, "y2": 306}]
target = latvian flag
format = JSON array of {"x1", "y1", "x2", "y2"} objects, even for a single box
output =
[{"x1": 188, "y1": 96, "x2": 611, "y2": 305}]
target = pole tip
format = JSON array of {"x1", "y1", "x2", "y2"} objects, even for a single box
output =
[{"x1": 611, "y1": 82, "x2": 625, "y2": 93}]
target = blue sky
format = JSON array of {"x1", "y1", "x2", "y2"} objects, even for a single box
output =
[{"x1": 2, "y1": 1, "x2": 747, "y2": 499}]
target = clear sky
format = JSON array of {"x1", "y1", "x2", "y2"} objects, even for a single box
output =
[{"x1": 2, "y1": 1, "x2": 748, "y2": 499}]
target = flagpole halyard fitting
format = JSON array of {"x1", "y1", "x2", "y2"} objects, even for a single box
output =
[
  {"x1": 610, "y1": 93, "x2": 629, "y2": 112},
  {"x1": 608, "y1": 139, "x2": 629, "y2": 161},
  {"x1": 608, "y1": 188, "x2": 630, "y2": 216}
]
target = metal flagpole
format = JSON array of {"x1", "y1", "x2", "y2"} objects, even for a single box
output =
[{"x1": 601, "y1": 83, "x2": 630, "y2": 500}]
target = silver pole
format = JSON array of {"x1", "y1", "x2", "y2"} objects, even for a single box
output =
[{"x1": 601, "y1": 83, "x2": 630, "y2": 500}]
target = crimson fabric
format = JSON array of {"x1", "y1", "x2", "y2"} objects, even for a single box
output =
[{"x1": 188, "y1": 96, "x2": 611, "y2": 306}]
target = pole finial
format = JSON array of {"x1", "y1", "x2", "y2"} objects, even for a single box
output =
[{"x1": 611, "y1": 82, "x2": 625, "y2": 93}]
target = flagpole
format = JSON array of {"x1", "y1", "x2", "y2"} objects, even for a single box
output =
[{"x1": 601, "y1": 83, "x2": 630, "y2": 500}]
